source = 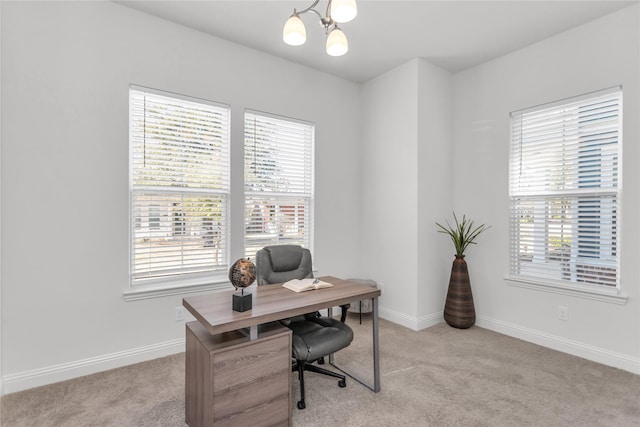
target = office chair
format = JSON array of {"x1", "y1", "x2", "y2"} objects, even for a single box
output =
[{"x1": 255, "y1": 244, "x2": 354, "y2": 410}]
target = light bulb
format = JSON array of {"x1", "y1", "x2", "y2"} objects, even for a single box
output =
[
  {"x1": 330, "y1": 0, "x2": 357, "y2": 23},
  {"x1": 326, "y1": 27, "x2": 348, "y2": 56},
  {"x1": 283, "y1": 13, "x2": 306, "y2": 46}
]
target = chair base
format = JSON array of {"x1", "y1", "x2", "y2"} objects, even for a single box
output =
[{"x1": 293, "y1": 360, "x2": 346, "y2": 410}]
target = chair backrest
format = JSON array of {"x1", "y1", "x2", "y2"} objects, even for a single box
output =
[{"x1": 255, "y1": 245, "x2": 313, "y2": 286}]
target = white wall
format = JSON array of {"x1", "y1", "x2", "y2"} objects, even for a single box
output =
[
  {"x1": 416, "y1": 59, "x2": 453, "y2": 324},
  {"x1": 360, "y1": 60, "x2": 420, "y2": 324},
  {"x1": 0, "y1": 1, "x2": 362, "y2": 393},
  {"x1": 360, "y1": 58, "x2": 453, "y2": 329},
  {"x1": 453, "y1": 5, "x2": 640, "y2": 372}
]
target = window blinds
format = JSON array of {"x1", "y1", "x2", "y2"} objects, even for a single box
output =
[
  {"x1": 509, "y1": 88, "x2": 621, "y2": 288},
  {"x1": 130, "y1": 87, "x2": 230, "y2": 285},
  {"x1": 244, "y1": 111, "x2": 314, "y2": 259}
]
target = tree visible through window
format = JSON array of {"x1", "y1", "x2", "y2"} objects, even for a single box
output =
[
  {"x1": 509, "y1": 88, "x2": 621, "y2": 288},
  {"x1": 129, "y1": 87, "x2": 230, "y2": 286},
  {"x1": 243, "y1": 111, "x2": 314, "y2": 259}
]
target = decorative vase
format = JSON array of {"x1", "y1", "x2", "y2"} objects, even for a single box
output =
[{"x1": 444, "y1": 255, "x2": 475, "y2": 329}]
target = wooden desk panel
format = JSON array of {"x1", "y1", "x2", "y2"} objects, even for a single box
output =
[
  {"x1": 183, "y1": 276, "x2": 381, "y2": 337},
  {"x1": 185, "y1": 321, "x2": 292, "y2": 427}
]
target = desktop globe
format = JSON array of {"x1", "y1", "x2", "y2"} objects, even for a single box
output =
[
  {"x1": 228, "y1": 258, "x2": 256, "y2": 289},
  {"x1": 229, "y1": 258, "x2": 256, "y2": 312}
]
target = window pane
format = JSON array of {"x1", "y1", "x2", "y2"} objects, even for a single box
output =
[
  {"x1": 130, "y1": 87, "x2": 230, "y2": 286},
  {"x1": 244, "y1": 112, "x2": 314, "y2": 259},
  {"x1": 509, "y1": 88, "x2": 621, "y2": 288},
  {"x1": 132, "y1": 192, "x2": 229, "y2": 281}
]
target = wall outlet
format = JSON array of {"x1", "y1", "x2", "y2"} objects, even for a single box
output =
[
  {"x1": 175, "y1": 306, "x2": 185, "y2": 322},
  {"x1": 557, "y1": 305, "x2": 568, "y2": 321}
]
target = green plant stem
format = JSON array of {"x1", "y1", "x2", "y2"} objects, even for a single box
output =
[{"x1": 436, "y1": 212, "x2": 490, "y2": 256}]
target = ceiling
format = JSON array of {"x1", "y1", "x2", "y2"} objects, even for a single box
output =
[{"x1": 116, "y1": 0, "x2": 636, "y2": 83}]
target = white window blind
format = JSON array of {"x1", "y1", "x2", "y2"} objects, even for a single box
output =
[
  {"x1": 509, "y1": 87, "x2": 621, "y2": 288},
  {"x1": 130, "y1": 86, "x2": 230, "y2": 286},
  {"x1": 244, "y1": 111, "x2": 314, "y2": 259}
]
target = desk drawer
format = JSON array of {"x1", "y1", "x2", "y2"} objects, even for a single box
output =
[{"x1": 186, "y1": 321, "x2": 292, "y2": 427}]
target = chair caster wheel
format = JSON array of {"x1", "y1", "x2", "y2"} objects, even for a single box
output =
[
  {"x1": 297, "y1": 401, "x2": 306, "y2": 410},
  {"x1": 338, "y1": 379, "x2": 346, "y2": 388},
  {"x1": 318, "y1": 357, "x2": 325, "y2": 365}
]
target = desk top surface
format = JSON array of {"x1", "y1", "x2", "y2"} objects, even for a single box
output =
[{"x1": 183, "y1": 276, "x2": 380, "y2": 336}]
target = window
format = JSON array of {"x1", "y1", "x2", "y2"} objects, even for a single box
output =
[
  {"x1": 244, "y1": 111, "x2": 314, "y2": 259},
  {"x1": 509, "y1": 87, "x2": 621, "y2": 289},
  {"x1": 129, "y1": 86, "x2": 230, "y2": 287}
]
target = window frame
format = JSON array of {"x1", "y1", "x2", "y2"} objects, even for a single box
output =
[
  {"x1": 507, "y1": 87, "x2": 626, "y2": 303},
  {"x1": 125, "y1": 85, "x2": 232, "y2": 300}
]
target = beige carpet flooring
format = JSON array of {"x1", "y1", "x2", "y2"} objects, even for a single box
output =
[{"x1": 2, "y1": 316, "x2": 639, "y2": 426}]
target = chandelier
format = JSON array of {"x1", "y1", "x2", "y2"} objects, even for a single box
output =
[{"x1": 282, "y1": 0, "x2": 358, "y2": 57}]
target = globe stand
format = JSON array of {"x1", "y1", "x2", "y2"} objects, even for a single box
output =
[{"x1": 232, "y1": 289, "x2": 252, "y2": 312}]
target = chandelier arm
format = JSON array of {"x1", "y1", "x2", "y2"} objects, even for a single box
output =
[
  {"x1": 296, "y1": 0, "x2": 322, "y2": 17},
  {"x1": 295, "y1": 1, "x2": 334, "y2": 32},
  {"x1": 305, "y1": 7, "x2": 323, "y2": 21}
]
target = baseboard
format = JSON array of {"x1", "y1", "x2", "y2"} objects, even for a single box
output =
[
  {"x1": 379, "y1": 306, "x2": 443, "y2": 331},
  {"x1": 7, "y1": 314, "x2": 635, "y2": 395},
  {"x1": 476, "y1": 315, "x2": 640, "y2": 375},
  {"x1": 1, "y1": 338, "x2": 185, "y2": 395},
  {"x1": 417, "y1": 312, "x2": 444, "y2": 330},
  {"x1": 379, "y1": 309, "x2": 640, "y2": 374}
]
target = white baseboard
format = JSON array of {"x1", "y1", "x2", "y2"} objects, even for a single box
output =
[
  {"x1": 379, "y1": 308, "x2": 639, "y2": 375},
  {"x1": 2, "y1": 306, "x2": 429, "y2": 395},
  {"x1": 417, "y1": 312, "x2": 445, "y2": 330},
  {"x1": 6, "y1": 313, "x2": 636, "y2": 395},
  {"x1": 1, "y1": 339, "x2": 185, "y2": 395},
  {"x1": 476, "y1": 315, "x2": 640, "y2": 375},
  {"x1": 379, "y1": 306, "x2": 443, "y2": 331},
  {"x1": 379, "y1": 306, "x2": 418, "y2": 330}
]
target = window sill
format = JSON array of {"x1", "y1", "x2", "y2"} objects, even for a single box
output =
[
  {"x1": 505, "y1": 276, "x2": 628, "y2": 305},
  {"x1": 123, "y1": 278, "x2": 230, "y2": 301}
]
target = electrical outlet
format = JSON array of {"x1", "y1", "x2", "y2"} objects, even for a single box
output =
[
  {"x1": 175, "y1": 306, "x2": 185, "y2": 322},
  {"x1": 558, "y1": 305, "x2": 568, "y2": 321}
]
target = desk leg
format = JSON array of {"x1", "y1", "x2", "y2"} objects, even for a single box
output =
[
  {"x1": 372, "y1": 297, "x2": 381, "y2": 392},
  {"x1": 330, "y1": 296, "x2": 381, "y2": 393},
  {"x1": 239, "y1": 325, "x2": 259, "y2": 340}
]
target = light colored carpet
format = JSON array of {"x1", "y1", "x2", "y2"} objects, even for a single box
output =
[{"x1": 2, "y1": 316, "x2": 639, "y2": 426}]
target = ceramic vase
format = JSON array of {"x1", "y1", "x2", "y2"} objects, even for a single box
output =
[{"x1": 444, "y1": 255, "x2": 476, "y2": 329}]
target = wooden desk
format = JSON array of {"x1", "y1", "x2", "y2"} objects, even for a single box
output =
[{"x1": 183, "y1": 276, "x2": 382, "y2": 426}]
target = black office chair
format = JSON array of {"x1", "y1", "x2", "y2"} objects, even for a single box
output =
[{"x1": 255, "y1": 244, "x2": 353, "y2": 410}]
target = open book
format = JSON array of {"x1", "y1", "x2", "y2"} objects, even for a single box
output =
[{"x1": 282, "y1": 278, "x2": 333, "y2": 293}]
